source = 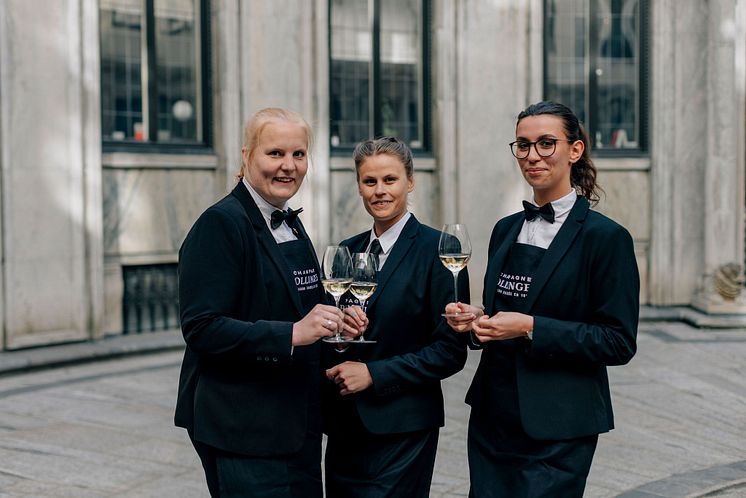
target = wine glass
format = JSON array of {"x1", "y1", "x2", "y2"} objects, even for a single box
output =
[
  {"x1": 438, "y1": 224, "x2": 471, "y2": 314},
  {"x1": 321, "y1": 246, "x2": 353, "y2": 350},
  {"x1": 349, "y1": 252, "x2": 378, "y2": 343}
]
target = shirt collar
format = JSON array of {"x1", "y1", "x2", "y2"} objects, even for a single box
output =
[
  {"x1": 243, "y1": 177, "x2": 289, "y2": 223},
  {"x1": 532, "y1": 189, "x2": 577, "y2": 220},
  {"x1": 368, "y1": 212, "x2": 412, "y2": 254}
]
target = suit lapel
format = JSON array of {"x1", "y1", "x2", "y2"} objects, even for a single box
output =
[
  {"x1": 231, "y1": 182, "x2": 304, "y2": 316},
  {"x1": 365, "y1": 216, "x2": 419, "y2": 310},
  {"x1": 523, "y1": 196, "x2": 589, "y2": 312},
  {"x1": 483, "y1": 216, "x2": 523, "y2": 313}
]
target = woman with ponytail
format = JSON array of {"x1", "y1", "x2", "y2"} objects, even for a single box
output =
[{"x1": 445, "y1": 101, "x2": 640, "y2": 497}]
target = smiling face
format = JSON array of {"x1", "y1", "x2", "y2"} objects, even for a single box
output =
[
  {"x1": 242, "y1": 120, "x2": 309, "y2": 208},
  {"x1": 515, "y1": 114, "x2": 584, "y2": 205},
  {"x1": 357, "y1": 153, "x2": 414, "y2": 235}
]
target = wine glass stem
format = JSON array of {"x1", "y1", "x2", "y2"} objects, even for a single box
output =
[
  {"x1": 357, "y1": 299, "x2": 367, "y2": 341},
  {"x1": 333, "y1": 296, "x2": 342, "y2": 340},
  {"x1": 453, "y1": 272, "x2": 459, "y2": 303}
]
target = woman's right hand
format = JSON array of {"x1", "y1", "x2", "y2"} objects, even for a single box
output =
[
  {"x1": 444, "y1": 302, "x2": 483, "y2": 332},
  {"x1": 292, "y1": 304, "x2": 345, "y2": 346}
]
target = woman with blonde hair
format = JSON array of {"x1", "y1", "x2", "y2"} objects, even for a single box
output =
[{"x1": 175, "y1": 107, "x2": 354, "y2": 497}]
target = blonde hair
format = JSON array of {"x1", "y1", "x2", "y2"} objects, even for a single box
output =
[{"x1": 238, "y1": 107, "x2": 313, "y2": 179}]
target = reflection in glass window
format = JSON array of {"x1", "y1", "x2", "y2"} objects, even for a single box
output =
[
  {"x1": 330, "y1": 0, "x2": 427, "y2": 151},
  {"x1": 100, "y1": 0, "x2": 143, "y2": 141},
  {"x1": 545, "y1": 0, "x2": 646, "y2": 151},
  {"x1": 100, "y1": 0, "x2": 207, "y2": 145}
]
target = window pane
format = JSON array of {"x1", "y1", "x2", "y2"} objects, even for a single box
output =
[
  {"x1": 100, "y1": 0, "x2": 143, "y2": 141},
  {"x1": 545, "y1": 0, "x2": 643, "y2": 151},
  {"x1": 330, "y1": 0, "x2": 371, "y2": 148},
  {"x1": 545, "y1": 0, "x2": 588, "y2": 127},
  {"x1": 155, "y1": 0, "x2": 201, "y2": 142},
  {"x1": 594, "y1": 0, "x2": 639, "y2": 149},
  {"x1": 380, "y1": 0, "x2": 421, "y2": 148}
]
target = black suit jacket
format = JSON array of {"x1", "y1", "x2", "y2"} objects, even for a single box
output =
[
  {"x1": 466, "y1": 197, "x2": 639, "y2": 440},
  {"x1": 174, "y1": 182, "x2": 323, "y2": 456},
  {"x1": 324, "y1": 216, "x2": 468, "y2": 435}
]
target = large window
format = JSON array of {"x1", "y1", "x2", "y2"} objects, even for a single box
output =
[
  {"x1": 100, "y1": 0, "x2": 210, "y2": 149},
  {"x1": 330, "y1": 0, "x2": 430, "y2": 152},
  {"x1": 544, "y1": 0, "x2": 647, "y2": 152}
]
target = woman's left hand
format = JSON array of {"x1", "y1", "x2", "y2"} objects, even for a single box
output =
[
  {"x1": 341, "y1": 306, "x2": 368, "y2": 339},
  {"x1": 326, "y1": 361, "x2": 373, "y2": 395},
  {"x1": 472, "y1": 311, "x2": 533, "y2": 342}
]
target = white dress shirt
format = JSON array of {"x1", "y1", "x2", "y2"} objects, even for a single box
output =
[
  {"x1": 365, "y1": 212, "x2": 412, "y2": 269},
  {"x1": 516, "y1": 190, "x2": 577, "y2": 249},
  {"x1": 242, "y1": 177, "x2": 298, "y2": 243}
]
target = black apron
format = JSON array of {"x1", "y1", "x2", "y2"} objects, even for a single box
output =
[
  {"x1": 277, "y1": 236, "x2": 324, "y2": 436},
  {"x1": 468, "y1": 242, "x2": 597, "y2": 498}
]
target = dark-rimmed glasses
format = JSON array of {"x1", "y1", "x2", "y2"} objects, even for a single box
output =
[{"x1": 509, "y1": 138, "x2": 575, "y2": 159}]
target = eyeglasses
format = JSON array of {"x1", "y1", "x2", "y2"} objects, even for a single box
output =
[{"x1": 508, "y1": 138, "x2": 575, "y2": 159}]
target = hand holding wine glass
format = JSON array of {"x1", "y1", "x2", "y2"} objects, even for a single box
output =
[
  {"x1": 439, "y1": 224, "x2": 471, "y2": 316},
  {"x1": 321, "y1": 246, "x2": 353, "y2": 350},
  {"x1": 349, "y1": 252, "x2": 378, "y2": 343}
]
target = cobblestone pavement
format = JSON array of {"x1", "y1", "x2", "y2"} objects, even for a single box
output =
[{"x1": 0, "y1": 322, "x2": 744, "y2": 497}]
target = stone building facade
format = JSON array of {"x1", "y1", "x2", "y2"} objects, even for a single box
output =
[{"x1": 0, "y1": 0, "x2": 743, "y2": 350}]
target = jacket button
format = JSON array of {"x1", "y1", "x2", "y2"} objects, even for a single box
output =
[{"x1": 272, "y1": 357, "x2": 278, "y2": 362}]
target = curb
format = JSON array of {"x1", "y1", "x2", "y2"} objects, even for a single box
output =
[
  {"x1": 616, "y1": 460, "x2": 746, "y2": 497},
  {"x1": 0, "y1": 329, "x2": 185, "y2": 377},
  {"x1": 640, "y1": 306, "x2": 746, "y2": 329}
]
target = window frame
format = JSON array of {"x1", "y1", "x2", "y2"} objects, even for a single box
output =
[
  {"x1": 328, "y1": 0, "x2": 432, "y2": 157},
  {"x1": 101, "y1": 0, "x2": 213, "y2": 154},
  {"x1": 542, "y1": 0, "x2": 649, "y2": 157}
]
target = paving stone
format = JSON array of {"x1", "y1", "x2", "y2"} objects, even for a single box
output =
[{"x1": 0, "y1": 323, "x2": 745, "y2": 497}]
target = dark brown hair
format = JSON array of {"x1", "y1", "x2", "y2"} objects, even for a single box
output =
[{"x1": 517, "y1": 101, "x2": 603, "y2": 204}]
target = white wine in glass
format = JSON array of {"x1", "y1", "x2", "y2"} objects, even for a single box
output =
[
  {"x1": 321, "y1": 245, "x2": 353, "y2": 350},
  {"x1": 438, "y1": 224, "x2": 471, "y2": 306},
  {"x1": 349, "y1": 252, "x2": 378, "y2": 343}
]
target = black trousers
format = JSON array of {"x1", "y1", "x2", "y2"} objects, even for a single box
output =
[
  {"x1": 467, "y1": 413, "x2": 598, "y2": 498},
  {"x1": 190, "y1": 432, "x2": 322, "y2": 498},
  {"x1": 325, "y1": 418, "x2": 439, "y2": 498}
]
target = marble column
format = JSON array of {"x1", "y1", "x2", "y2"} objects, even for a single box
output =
[
  {"x1": 649, "y1": 0, "x2": 708, "y2": 305},
  {"x1": 0, "y1": 0, "x2": 103, "y2": 348},
  {"x1": 692, "y1": 0, "x2": 746, "y2": 313}
]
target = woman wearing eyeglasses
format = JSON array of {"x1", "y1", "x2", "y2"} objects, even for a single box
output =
[{"x1": 445, "y1": 101, "x2": 639, "y2": 497}]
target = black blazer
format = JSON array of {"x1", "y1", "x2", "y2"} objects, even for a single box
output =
[
  {"x1": 174, "y1": 182, "x2": 323, "y2": 456},
  {"x1": 324, "y1": 216, "x2": 468, "y2": 435},
  {"x1": 466, "y1": 197, "x2": 639, "y2": 440}
]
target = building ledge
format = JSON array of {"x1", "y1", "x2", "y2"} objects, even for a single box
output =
[
  {"x1": 641, "y1": 305, "x2": 746, "y2": 329},
  {"x1": 0, "y1": 329, "x2": 184, "y2": 377}
]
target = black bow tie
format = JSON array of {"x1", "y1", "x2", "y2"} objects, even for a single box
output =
[
  {"x1": 522, "y1": 201, "x2": 555, "y2": 223},
  {"x1": 270, "y1": 207, "x2": 303, "y2": 230}
]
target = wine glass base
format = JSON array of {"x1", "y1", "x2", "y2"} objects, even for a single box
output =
[
  {"x1": 322, "y1": 336, "x2": 355, "y2": 344},
  {"x1": 353, "y1": 339, "x2": 377, "y2": 344},
  {"x1": 441, "y1": 312, "x2": 474, "y2": 318}
]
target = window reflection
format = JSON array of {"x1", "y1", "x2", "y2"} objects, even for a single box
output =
[
  {"x1": 330, "y1": 0, "x2": 425, "y2": 150},
  {"x1": 100, "y1": 0, "x2": 204, "y2": 144},
  {"x1": 545, "y1": 0, "x2": 642, "y2": 150},
  {"x1": 100, "y1": 0, "x2": 143, "y2": 141},
  {"x1": 155, "y1": 0, "x2": 201, "y2": 142}
]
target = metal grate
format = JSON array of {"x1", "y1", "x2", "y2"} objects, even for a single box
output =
[{"x1": 122, "y1": 263, "x2": 179, "y2": 334}]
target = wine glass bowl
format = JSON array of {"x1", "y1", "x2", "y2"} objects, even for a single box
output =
[
  {"x1": 438, "y1": 224, "x2": 471, "y2": 317},
  {"x1": 349, "y1": 252, "x2": 378, "y2": 343},
  {"x1": 321, "y1": 246, "x2": 353, "y2": 350}
]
